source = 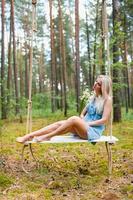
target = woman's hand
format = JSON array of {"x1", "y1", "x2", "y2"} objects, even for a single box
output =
[
  {"x1": 87, "y1": 122, "x2": 92, "y2": 126},
  {"x1": 80, "y1": 114, "x2": 84, "y2": 119}
]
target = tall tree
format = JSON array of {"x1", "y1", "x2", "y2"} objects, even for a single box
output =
[
  {"x1": 11, "y1": 0, "x2": 19, "y2": 114},
  {"x1": 121, "y1": 3, "x2": 130, "y2": 113},
  {"x1": 24, "y1": 42, "x2": 29, "y2": 98},
  {"x1": 7, "y1": 4, "x2": 13, "y2": 113},
  {"x1": 1, "y1": 0, "x2": 7, "y2": 119},
  {"x1": 68, "y1": 0, "x2": 75, "y2": 90},
  {"x1": 38, "y1": 44, "x2": 45, "y2": 93},
  {"x1": 18, "y1": 42, "x2": 24, "y2": 97},
  {"x1": 75, "y1": 0, "x2": 80, "y2": 112},
  {"x1": 126, "y1": 0, "x2": 133, "y2": 108},
  {"x1": 112, "y1": 0, "x2": 121, "y2": 122},
  {"x1": 85, "y1": 6, "x2": 92, "y2": 88},
  {"x1": 49, "y1": 0, "x2": 56, "y2": 112},
  {"x1": 58, "y1": 0, "x2": 67, "y2": 116},
  {"x1": 129, "y1": 24, "x2": 133, "y2": 108},
  {"x1": 101, "y1": 0, "x2": 106, "y2": 74}
]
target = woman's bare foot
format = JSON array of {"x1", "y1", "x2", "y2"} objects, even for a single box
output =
[
  {"x1": 33, "y1": 135, "x2": 50, "y2": 142},
  {"x1": 16, "y1": 136, "x2": 32, "y2": 143}
]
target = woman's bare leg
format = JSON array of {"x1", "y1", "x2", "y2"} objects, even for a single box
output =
[
  {"x1": 34, "y1": 116, "x2": 88, "y2": 142},
  {"x1": 16, "y1": 120, "x2": 66, "y2": 143}
]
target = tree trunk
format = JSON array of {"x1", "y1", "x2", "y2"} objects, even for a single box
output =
[
  {"x1": 75, "y1": 0, "x2": 80, "y2": 112},
  {"x1": 49, "y1": 0, "x2": 56, "y2": 112},
  {"x1": 119, "y1": 7, "x2": 130, "y2": 113},
  {"x1": 19, "y1": 43, "x2": 24, "y2": 97},
  {"x1": 11, "y1": 0, "x2": 19, "y2": 114},
  {"x1": 85, "y1": 8, "x2": 92, "y2": 89},
  {"x1": 59, "y1": 63, "x2": 63, "y2": 111},
  {"x1": 92, "y1": 0, "x2": 99, "y2": 83},
  {"x1": 101, "y1": 0, "x2": 106, "y2": 74},
  {"x1": 1, "y1": 0, "x2": 7, "y2": 119},
  {"x1": 112, "y1": 0, "x2": 121, "y2": 122},
  {"x1": 7, "y1": 5, "x2": 12, "y2": 114},
  {"x1": 38, "y1": 44, "x2": 45, "y2": 93},
  {"x1": 129, "y1": 26, "x2": 133, "y2": 108},
  {"x1": 68, "y1": 0, "x2": 75, "y2": 90},
  {"x1": 24, "y1": 41, "x2": 29, "y2": 98},
  {"x1": 38, "y1": 57, "x2": 43, "y2": 93},
  {"x1": 58, "y1": 0, "x2": 67, "y2": 116}
]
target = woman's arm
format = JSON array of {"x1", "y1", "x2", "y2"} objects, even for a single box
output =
[{"x1": 88, "y1": 97, "x2": 112, "y2": 126}]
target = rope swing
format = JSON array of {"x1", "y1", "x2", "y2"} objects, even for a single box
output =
[
  {"x1": 102, "y1": 0, "x2": 111, "y2": 76},
  {"x1": 19, "y1": 0, "x2": 118, "y2": 176},
  {"x1": 26, "y1": 0, "x2": 37, "y2": 135},
  {"x1": 102, "y1": 0, "x2": 113, "y2": 141},
  {"x1": 102, "y1": 0, "x2": 113, "y2": 175}
]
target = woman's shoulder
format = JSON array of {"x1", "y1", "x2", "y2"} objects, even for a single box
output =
[{"x1": 104, "y1": 96, "x2": 112, "y2": 105}]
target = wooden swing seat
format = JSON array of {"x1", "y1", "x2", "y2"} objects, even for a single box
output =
[
  {"x1": 25, "y1": 134, "x2": 118, "y2": 144},
  {"x1": 21, "y1": 134, "x2": 118, "y2": 175}
]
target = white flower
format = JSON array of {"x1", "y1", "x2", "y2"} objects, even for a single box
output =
[{"x1": 80, "y1": 88, "x2": 94, "y2": 104}]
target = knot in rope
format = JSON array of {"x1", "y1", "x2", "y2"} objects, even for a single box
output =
[
  {"x1": 32, "y1": 0, "x2": 37, "y2": 32},
  {"x1": 32, "y1": 0, "x2": 37, "y2": 5},
  {"x1": 28, "y1": 100, "x2": 32, "y2": 105}
]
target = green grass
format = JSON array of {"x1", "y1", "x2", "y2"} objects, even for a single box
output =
[
  {"x1": 0, "y1": 172, "x2": 13, "y2": 189},
  {"x1": 0, "y1": 110, "x2": 133, "y2": 199},
  {"x1": 122, "y1": 107, "x2": 133, "y2": 121}
]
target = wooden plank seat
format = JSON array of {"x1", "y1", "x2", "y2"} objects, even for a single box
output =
[
  {"x1": 25, "y1": 135, "x2": 118, "y2": 144},
  {"x1": 20, "y1": 134, "x2": 118, "y2": 175}
]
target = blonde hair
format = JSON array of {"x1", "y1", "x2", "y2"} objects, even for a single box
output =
[
  {"x1": 91, "y1": 75, "x2": 112, "y2": 114},
  {"x1": 99, "y1": 75, "x2": 112, "y2": 98}
]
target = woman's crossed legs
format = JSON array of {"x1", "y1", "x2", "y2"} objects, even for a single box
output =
[{"x1": 16, "y1": 116, "x2": 88, "y2": 143}]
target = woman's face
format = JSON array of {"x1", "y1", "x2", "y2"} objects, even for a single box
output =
[{"x1": 93, "y1": 78, "x2": 102, "y2": 95}]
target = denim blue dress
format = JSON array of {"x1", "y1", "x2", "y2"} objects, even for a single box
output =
[{"x1": 83, "y1": 100, "x2": 105, "y2": 141}]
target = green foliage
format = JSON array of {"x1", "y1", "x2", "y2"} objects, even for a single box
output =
[
  {"x1": 122, "y1": 108, "x2": 133, "y2": 121},
  {"x1": 113, "y1": 82, "x2": 126, "y2": 91},
  {"x1": 0, "y1": 120, "x2": 4, "y2": 133},
  {"x1": 19, "y1": 97, "x2": 27, "y2": 113},
  {"x1": 5, "y1": 97, "x2": 27, "y2": 119},
  {"x1": 121, "y1": 184, "x2": 133, "y2": 197},
  {"x1": 0, "y1": 172, "x2": 13, "y2": 189},
  {"x1": 67, "y1": 90, "x2": 77, "y2": 111},
  {"x1": 32, "y1": 93, "x2": 50, "y2": 110},
  {"x1": 28, "y1": 93, "x2": 51, "y2": 118},
  {"x1": 112, "y1": 62, "x2": 125, "y2": 69}
]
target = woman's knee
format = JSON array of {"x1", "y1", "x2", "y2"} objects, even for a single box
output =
[
  {"x1": 67, "y1": 116, "x2": 81, "y2": 125},
  {"x1": 56, "y1": 120, "x2": 66, "y2": 126}
]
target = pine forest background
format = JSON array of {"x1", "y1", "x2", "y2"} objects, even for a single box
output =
[{"x1": 0, "y1": 0, "x2": 133, "y2": 122}]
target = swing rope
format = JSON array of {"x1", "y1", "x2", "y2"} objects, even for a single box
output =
[
  {"x1": 102, "y1": 0, "x2": 113, "y2": 140},
  {"x1": 102, "y1": 0, "x2": 111, "y2": 76},
  {"x1": 26, "y1": 0, "x2": 37, "y2": 134}
]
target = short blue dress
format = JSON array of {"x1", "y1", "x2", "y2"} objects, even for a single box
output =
[{"x1": 83, "y1": 100, "x2": 105, "y2": 141}]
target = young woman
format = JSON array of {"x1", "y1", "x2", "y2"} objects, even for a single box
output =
[{"x1": 16, "y1": 75, "x2": 112, "y2": 143}]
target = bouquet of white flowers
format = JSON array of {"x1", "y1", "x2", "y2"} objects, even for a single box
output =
[{"x1": 80, "y1": 88, "x2": 94, "y2": 112}]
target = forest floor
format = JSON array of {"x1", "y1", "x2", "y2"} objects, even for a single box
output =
[{"x1": 0, "y1": 114, "x2": 133, "y2": 200}]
